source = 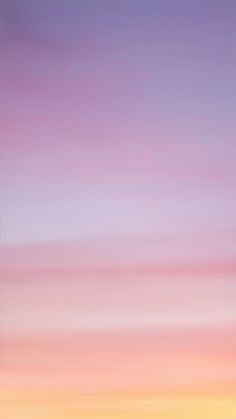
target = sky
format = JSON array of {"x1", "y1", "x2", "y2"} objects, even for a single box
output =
[{"x1": 0, "y1": 1, "x2": 236, "y2": 418}]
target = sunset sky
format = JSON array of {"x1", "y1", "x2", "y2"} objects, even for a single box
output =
[{"x1": 1, "y1": 1, "x2": 236, "y2": 418}]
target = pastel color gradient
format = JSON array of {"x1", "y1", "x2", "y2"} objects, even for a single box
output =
[{"x1": 1, "y1": 1, "x2": 236, "y2": 418}]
